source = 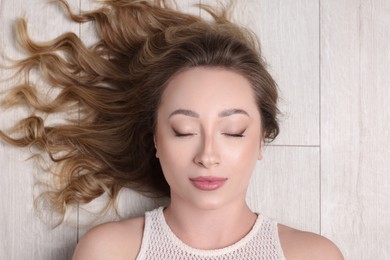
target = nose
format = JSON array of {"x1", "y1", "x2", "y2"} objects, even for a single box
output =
[{"x1": 194, "y1": 133, "x2": 220, "y2": 168}]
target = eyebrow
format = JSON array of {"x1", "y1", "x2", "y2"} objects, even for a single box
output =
[
  {"x1": 169, "y1": 109, "x2": 199, "y2": 118},
  {"x1": 218, "y1": 108, "x2": 250, "y2": 118},
  {"x1": 168, "y1": 108, "x2": 250, "y2": 118}
]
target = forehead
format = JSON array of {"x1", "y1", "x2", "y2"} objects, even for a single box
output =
[{"x1": 159, "y1": 67, "x2": 258, "y2": 115}]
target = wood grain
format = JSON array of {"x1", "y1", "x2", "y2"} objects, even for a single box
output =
[
  {"x1": 247, "y1": 146, "x2": 320, "y2": 233},
  {"x1": 321, "y1": 0, "x2": 390, "y2": 259},
  {"x1": 229, "y1": 0, "x2": 320, "y2": 146},
  {"x1": 0, "y1": 0, "x2": 79, "y2": 259}
]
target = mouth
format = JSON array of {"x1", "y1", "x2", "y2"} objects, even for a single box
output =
[{"x1": 189, "y1": 176, "x2": 228, "y2": 191}]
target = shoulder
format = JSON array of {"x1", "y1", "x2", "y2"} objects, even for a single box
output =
[
  {"x1": 72, "y1": 216, "x2": 145, "y2": 260},
  {"x1": 278, "y1": 224, "x2": 344, "y2": 260}
]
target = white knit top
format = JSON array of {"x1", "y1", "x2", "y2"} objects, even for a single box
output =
[{"x1": 136, "y1": 207, "x2": 286, "y2": 260}]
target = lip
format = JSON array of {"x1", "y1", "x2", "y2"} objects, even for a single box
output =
[{"x1": 189, "y1": 176, "x2": 228, "y2": 191}]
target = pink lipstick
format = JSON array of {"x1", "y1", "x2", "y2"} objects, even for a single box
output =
[{"x1": 189, "y1": 176, "x2": 227, "y2": 191}]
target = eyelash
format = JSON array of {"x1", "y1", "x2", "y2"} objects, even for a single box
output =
[
  {"x1": 223, "y1": 133, "x2": 245, "y2": 138},
  {"x1": 173, "y1": 129, "x2": 195, "y2": 137},
  {"x1": 173, "y1": 130, "x2": 245, "y2": 138},
  {"x1": 223, "y1": 129, "x2": 246, "y2": 138}
]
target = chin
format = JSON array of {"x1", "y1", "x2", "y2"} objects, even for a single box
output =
[{"x1": 191, "y1": 197, "x2": 227, "y2": 211}]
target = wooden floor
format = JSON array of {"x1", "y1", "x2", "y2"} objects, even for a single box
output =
[{"x1": 0, "y1": 0, "x2": 389, "y2": 259}]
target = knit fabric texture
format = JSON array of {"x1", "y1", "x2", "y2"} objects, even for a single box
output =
[{"x1": 136, "y1": 207, "x2": 286, "y2": 260}]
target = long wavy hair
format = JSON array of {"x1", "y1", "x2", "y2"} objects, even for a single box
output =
[{"x1": 0, "y1": 0, "x2": 279, "y2": 221}]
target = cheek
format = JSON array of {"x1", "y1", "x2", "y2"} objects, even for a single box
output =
[
  {"x1": 223, "y1": 140, "x2": 260, "y2": 178},
  {"x1": 156, "y1": 138, "x2": 191, "y2": 173},
  {"x1": 157, "y1": 146, "x2": 179, "y2": 185},
  {"x1": 226, "y1": 139, "x2": 259, "y2": 161}
]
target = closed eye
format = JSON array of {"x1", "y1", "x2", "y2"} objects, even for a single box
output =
[
  {"x1": 173, "y1": 129, "x2": 195, "y2": 137},
  {"x1": 223, "y1": 130, "x2": 246, "y2": 138}
]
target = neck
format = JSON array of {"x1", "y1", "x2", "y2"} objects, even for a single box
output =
[{"x1": 163, "y1": 198, "x2": 257, "y2": 250}]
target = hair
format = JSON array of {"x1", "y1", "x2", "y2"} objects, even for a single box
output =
[{"x1": 0, "y1": 0, "x2": 279, "y2": 221}]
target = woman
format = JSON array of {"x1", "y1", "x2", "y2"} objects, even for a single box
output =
[
  {"x1": 0, "y1": 0, "x2": 343, "y2": 259},
  {"x1": 73, "y1": 67, "x2": 343, "y2": 259}
]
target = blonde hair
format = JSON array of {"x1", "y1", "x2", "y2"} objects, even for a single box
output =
[{"x1": 0, "y1": 0, "x2": 279, "y2": 221}]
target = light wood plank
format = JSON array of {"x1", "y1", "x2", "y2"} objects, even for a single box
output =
[
  {"x1": 0, "y1": 0, "x2": 79, "y2": 259},
  {"x1": 247, "y1": 146, "x2": 320, "y2": 233},
  {"x1": 202, "y1": 0, "x2": 320, "y2": 146},
  {"x1": 0, "y1": 146, "x2": 77, "y2": 259},
  {"x1": 321, "y1": 0, "x2": 390, "y2": 259}
]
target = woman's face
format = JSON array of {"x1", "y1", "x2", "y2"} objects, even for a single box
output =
[{"x1": 155, "y1": 67, "x2": 263, "y2": 210}]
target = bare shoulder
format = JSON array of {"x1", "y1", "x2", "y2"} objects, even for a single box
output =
[
  {"x1": 278, "y1": 224, "x2": 344, "y2": 260},
  {"x1": 72, "y1": 216, "x2": 145, "y2": 260}
]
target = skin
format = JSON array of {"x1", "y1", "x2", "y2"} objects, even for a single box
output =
[{"x1": 73, "y1": 67, "x2": 344, "y2": 260}]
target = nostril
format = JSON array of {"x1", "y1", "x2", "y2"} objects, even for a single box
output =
[
  {"x1": 194, "y1": 134, "x2": 220, "y2": 167},
  {"x1": 194, "y1": 155, "x2": 220, "y2": 168}
]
